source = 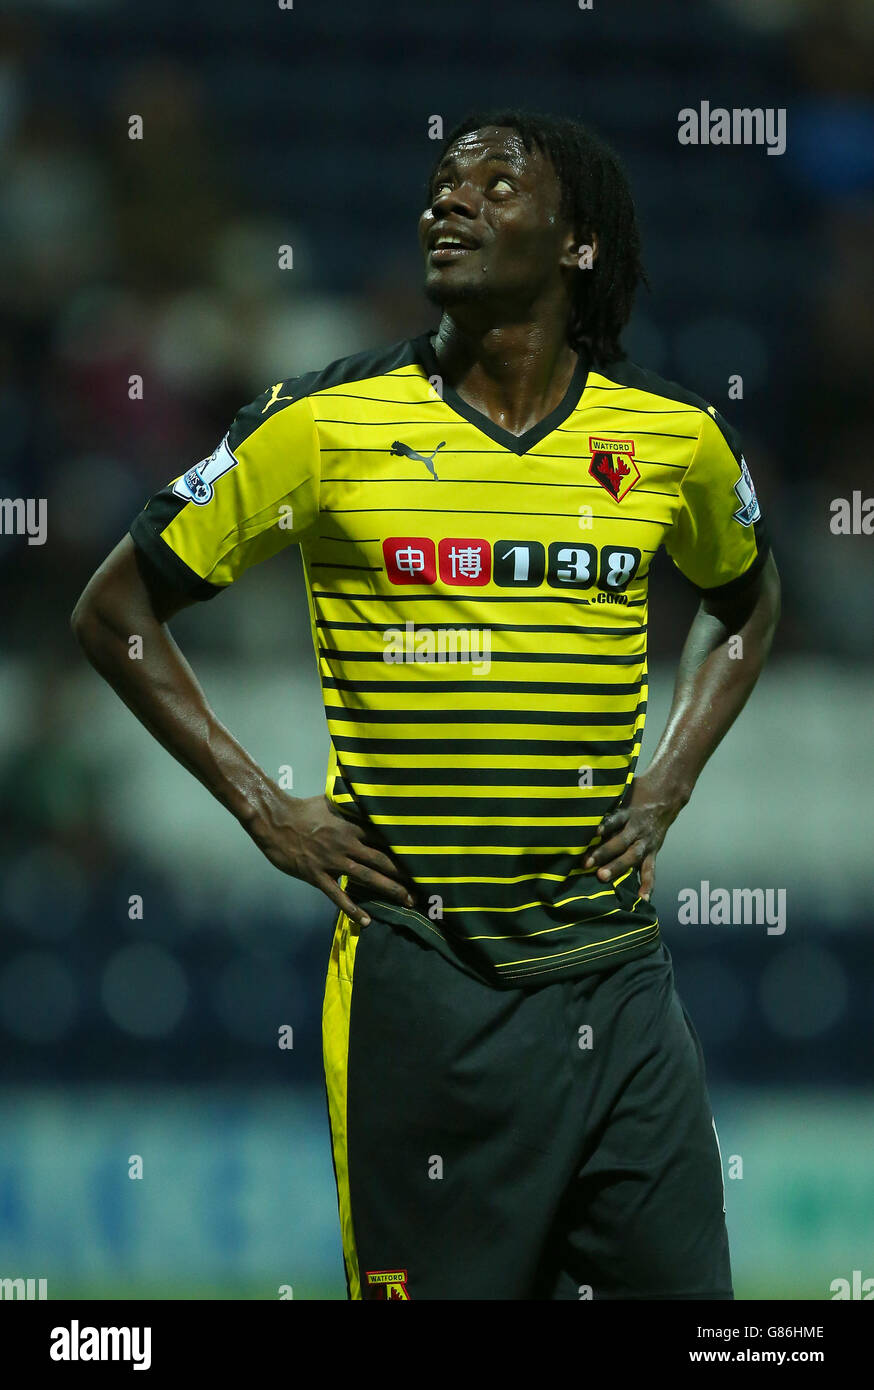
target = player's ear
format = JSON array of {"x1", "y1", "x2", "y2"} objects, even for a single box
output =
[
  {"x1": 560, "y1": 229, "x2": 598, "y2": 271},
  {"x1": 559, "y1": 230, "x2": 580, "y2": 270}
]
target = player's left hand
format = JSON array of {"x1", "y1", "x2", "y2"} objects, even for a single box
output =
[{"x1": 582, "y1": 772, "x2": 687, "y2": 901}]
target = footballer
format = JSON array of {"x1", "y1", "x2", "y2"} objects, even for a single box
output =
[{"x1": 72, "y1": 109, "x2": 780, "y2": 1300}]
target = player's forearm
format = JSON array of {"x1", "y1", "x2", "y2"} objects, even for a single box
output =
[
  {"x1": 71, "y1": 599, "x2": 274, "y2": 828},
  {"x1": 641, "y1": 556, "x2": 781, "y2": 808}
]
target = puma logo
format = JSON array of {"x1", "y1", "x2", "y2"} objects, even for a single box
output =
[
  {"x1": 261, "y1": 382, "x2": 296, "y2": 413},
  {"x1": 390, "y1": 439, "x2": 445, "y2": 480}
]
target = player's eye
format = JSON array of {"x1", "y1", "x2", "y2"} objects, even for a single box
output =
[
  {"x1": 490, "y1": 176, "x2": 514, "y2": 191},
  {"x1": 431, "y1": 179, "x2": 452, "y2": 198}
]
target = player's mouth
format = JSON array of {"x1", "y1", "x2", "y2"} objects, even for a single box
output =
[{"x1": 428, "y1": 228, "x2": 480, "y2": 263}]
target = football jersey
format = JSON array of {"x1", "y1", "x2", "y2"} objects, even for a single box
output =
[{"x1": 129, "y1": 330, "x2": 770, "y2": 987}]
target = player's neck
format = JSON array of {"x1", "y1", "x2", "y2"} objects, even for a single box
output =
[{"x1": 431, "y1": 316, "x2": 581, "y2": 439}]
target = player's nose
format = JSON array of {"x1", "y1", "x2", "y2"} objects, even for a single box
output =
[{"x1": 430, "y1": 181, "x2": 480, "y2": 220}]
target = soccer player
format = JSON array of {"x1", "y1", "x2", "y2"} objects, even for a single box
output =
[{"x1": 72, "y1": 109, "x2": 780, "y2": 1300}]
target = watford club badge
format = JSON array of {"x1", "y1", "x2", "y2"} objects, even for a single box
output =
[
  {"x1": 588, "y1": 437, "x2": 641, "y2": 503},
  {"x1": 366, "y1": 1269, "x2": 411, "y2": 1299}
]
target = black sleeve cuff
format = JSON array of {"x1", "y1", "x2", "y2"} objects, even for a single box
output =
[
  {"x1": 695, "y1": 519, "x2": 771, "y2": 600},
  {"x1": 129, "y1": 515, "x2": 224, "y2": 602}
]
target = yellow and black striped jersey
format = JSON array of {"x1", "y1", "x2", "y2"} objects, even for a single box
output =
[{"x1": 129, "y1": 330, "x2": 770, "y2": 987}]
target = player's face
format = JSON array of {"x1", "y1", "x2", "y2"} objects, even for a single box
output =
[{"x1": 419, "y1": 126, "x2": 576, "y2": 316}]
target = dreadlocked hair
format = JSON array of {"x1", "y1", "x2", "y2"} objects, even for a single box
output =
[{"x1": 427, "y1": 108, "x2": 648, "y2": 366}]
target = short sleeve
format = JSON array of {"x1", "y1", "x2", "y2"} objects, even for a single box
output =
[
  {"x1": 129, "y1": 380, "x2": 321, "y2": 599},
  {"x1": 664, "y1": 407, "x2": 770, "y2": 596}
]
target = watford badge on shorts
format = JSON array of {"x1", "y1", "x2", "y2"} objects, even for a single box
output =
[
  {"x1": 366, "y1": 1269, "x2": 411, "y2": 1299},
  {"x1": 588, "y1": 437, "x2": 641, "y2": 503}
]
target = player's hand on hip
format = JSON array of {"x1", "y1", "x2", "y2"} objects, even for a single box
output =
[
  {"x1": 244, "y1": 790, "x2": 415, "y2": 926},
  {"x1": 581, "y1": 772, "x2": 686, "y2": 901}
]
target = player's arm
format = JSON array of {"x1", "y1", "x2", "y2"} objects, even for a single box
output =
[
  {"x1": 71, "y1": 393, "x2": 415, "y2": 929},
  {"x1": 584, "y1": 408, "x2": 780, "y2": 898},
  {"x1": 584, "y1": 553, "x2": 780, "y2": 895},
  {"x1": 71, "y1": 536, "x2": 414, "y2": 925}
]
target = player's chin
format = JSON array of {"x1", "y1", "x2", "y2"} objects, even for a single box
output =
[{"x1": 423, "y1": 269, "x2": 488, "y2": 307}]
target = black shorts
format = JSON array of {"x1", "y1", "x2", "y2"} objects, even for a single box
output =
[{"x1": 322, "y1": 911, "x2": 732, "y2": 1301}]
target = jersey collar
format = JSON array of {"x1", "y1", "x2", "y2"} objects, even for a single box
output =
[{"x1": 412, "y1": 329, "x2": 591, "y2": 457}]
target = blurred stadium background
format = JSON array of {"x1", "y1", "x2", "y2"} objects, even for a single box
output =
[{"x1": 0, "y1": 0, "x2": 872, "y2": 1300}]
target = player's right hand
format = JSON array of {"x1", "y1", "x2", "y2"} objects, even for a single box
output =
[{"x1": 244, "y1": 790, "x2": 415, "y2": 927}]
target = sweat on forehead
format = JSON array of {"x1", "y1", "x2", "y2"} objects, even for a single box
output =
[
  {"x1": 429, "y1": 127, "x2": 549, "y2": 189},
  {"x1": 441, "y1": 127, "x2": 537, "y2": 162}
]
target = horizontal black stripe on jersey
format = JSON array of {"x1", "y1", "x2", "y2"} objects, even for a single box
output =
[
  {"x1": 337, "y1": 451, "x2": 679, "y2": 478},
  {"x1": 369, "y1": 822, "x2": 603, "y2": 847},
  {"x1": 331, "y1": 734, "x2": 636, "y2": 756},
  {"x1": 404, "y1": 874, "x2": 623, "y2": 912},
  {"x1": 309, "y1": 563, "x2": 384, "y2": 572},
  {"x1": 614, "y1": 457, "x2": 688, "y2": 470},
  {"x1": 323, "y1": 704, "x2": 645, "y2": 726},
  {"x1": 316, "y1": 436, "x2": 686, "y2": 453},
  {"x1": 315, "y1": 394, "x2": 442, "y2": 405},
  {"x1": 316, "y1": 418, "x2": 479, "y2": 427},
  {"x1": 319, "y1": 646, "x2": 645, "y2": 665},
  {"x1": 399, "y1": 847, "x2": 602, "y2": 873},
  {"x1": 319, "y1": 506, "x2": 665, "y2": 525},
  {"x1": 580, "y1": 404, "x2": 700, "y2": 415},
  {"x1": 398, "y1": 865, "x2": 607, "y2": 891},
  {"x1": 319, "y1": 446, "x2": 499, "y2": 455},
  {"x1": 583, "y1": 359, "x2": 732, "y2": 429},
  {"x1": 446, "y1": 903, "x2": 651, "y2": 940},
  {"x1": 323, "y1": 677, "x2": 643, "y2": 694},
  {"x1": 336, "y1": 763, "x2": 633, "y2": 786},
  {"x1": 344, "y1": 793, "x2": 622, "y2": 818},
  {"x1": 556, "y1": 428, "x2": 696, "y2": 444},
  {"x1": 321, "y1": 474, "x2": 678, "y2": 497},
  {"x1": 311, "y1": 590, "x2": 617, "y2": 605},
  {"x1": 318, "y1": 535, "x2": 381, "y2": 543},
  {"x1": 317, "y1": 621, "x2": 646, "y2": 636},
  {"x1": 581, "y1": 483, "x2": 677, "y2": 498}
]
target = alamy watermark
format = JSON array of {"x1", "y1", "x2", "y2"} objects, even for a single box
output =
[
  {"x1": 382, "y1": 621, "x2": 491, "y2": 675},
  {"x1": 0, "y1": 497, "x2": 47, "y2": 545},
  {"x1": 0, "y1": 1275, "x2": 47, "y2": 1299},
  {"x1": 678, "y1": 102, "x2": 786, "y2": 156},
  {"x1": 50, "y1": 1321, "x2": 151, "y2": 1370},
  {"x1": 678, "y1": 881, "x2": 786, "y2": 935}
]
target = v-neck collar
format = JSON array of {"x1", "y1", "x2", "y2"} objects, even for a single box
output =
[{"x1": 413, "y1": 329, "x2": 591, "y2": 457}]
